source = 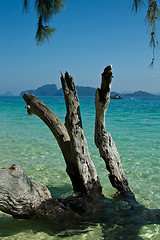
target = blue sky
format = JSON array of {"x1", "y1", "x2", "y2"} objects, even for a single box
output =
[{"x1": 0, "y1": 0, "x2": 160, "y2": 95}]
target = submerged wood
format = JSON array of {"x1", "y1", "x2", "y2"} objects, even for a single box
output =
[
  {"x1": 0, "y1": 164, "x2": 159, "y2": 234},
  {"x1": 0, "y1": 164, "x2": 66, "y2": 218},
  {"x1": 95, "y1": 66, "x2": 130, "y2": 193},
  {"x1": 0, "y1": 164, "x2": 101, "y2": 219}
]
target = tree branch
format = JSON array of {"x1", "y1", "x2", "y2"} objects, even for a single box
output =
[
  {"x1": 23, "y1": 92, "x2": 71, "y2": 164},
  {"x1": 61, "y1": 72, "x2": 102, "y2": 195},
  {"x1": 95, "y1": 66, "x2": 130, "y2": 193}
]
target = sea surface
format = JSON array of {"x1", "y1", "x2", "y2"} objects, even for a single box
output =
[{"x1": 0, "y1": 95, "x2": 160, "y2": 240}]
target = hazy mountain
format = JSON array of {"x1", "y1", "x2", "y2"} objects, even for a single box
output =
[
  {"x1": 122, "y1": 91, "x2": 159, "y2": 97},
  {"x1": 20, "y1": 85, "x2": 98, "y2": 97},
  {"x1": 55, "y1": 86, "x2": 97, "y2": 96},
  {"x1": 20, "y1": 84, "x2": 58, "y2": 96},
  {"x1": 20, "y1": 84, "x2": 160, "y2": 98},
  {"x1": 121, "y1": 91, "x2": 134, "y2": 95},
  {"x1": 110, "y1": 91, "x2": 120, "y2": 97}
]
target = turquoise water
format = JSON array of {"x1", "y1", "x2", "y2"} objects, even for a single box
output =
[{"x1": 0, "y1": 96, "x2": 160, "y2": 239}]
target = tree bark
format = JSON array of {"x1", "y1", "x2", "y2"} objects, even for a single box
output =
[
  {"x1": 61, "y1": 72, "x2": 101, "y2": 195},
  {"x1": 0, "y1": 164, "x2": 66, "y2": 218},
  {"x1": 23, "y1": 92, "x2": 71, "y2": 165},
  {"x1": 23, "y1": 75, "x2": 102, "y2": 196},
  {"x1": 0, "y1": 164, "x2": 100, "y2": 219},
  {"x1": 95, "y1": 66, "x2": 130, "y2": 193}
]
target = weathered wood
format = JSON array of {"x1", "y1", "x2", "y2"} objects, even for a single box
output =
[
  {"x1": 23, "y1": 93, "x2": 71, "y2": 165},
  {"x1": 95, "y1": 66, "x2": 131, "y2": 193},
  {"x1": 0, "y1": 164, "x2": 159, "y2": 231},
  {"x1": 61, "y1": 72, "x2": 102, "y2": 195},
  {"x1": 1, "y1": 67, "x2": 160, "y2": 229},
  {"x1": 23, "y1": 80, "x2": 102, "y2": 195},
  {"x1": 0, "y1": 164, "x2": 66, "y2": 218},
  {"x1": 0, "y1": 164, "x2": 101, "y2": 219}
]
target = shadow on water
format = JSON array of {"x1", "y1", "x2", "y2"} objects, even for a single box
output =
[{"x1": 0, "y1": 191, "x2": 160, "y2": 239}]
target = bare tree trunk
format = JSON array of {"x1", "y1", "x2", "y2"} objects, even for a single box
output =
[
  {"x1": 95, "y1": 66, "x2": 130, "y2": 193},
  {"x1": 61, "y1": 72, "x2": 101, "y2": 195},
  {"x1": 23, "y1": 74, "x2": 101, "y2": 196}
]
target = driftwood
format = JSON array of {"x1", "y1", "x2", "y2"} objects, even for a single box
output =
[
  {"x1": 60, "y1": 72, "x2": 101, "y2": 194},
  {"x1": 0, "y1": 164, "x2": 65, "y2": 218},
  {"x1": 0, "y1": 66, "x2": 133, "y2": 219},
  {"x1": 23, "y1": 73, "x2": 101, "y2": 196},
  {"x1": 95, "y1": 66, "x2": 130, "y2": 192}
]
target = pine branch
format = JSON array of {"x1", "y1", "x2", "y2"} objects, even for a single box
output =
[
  {"x1": 35, "y1": 15, "x2": 56, "y2": 44},
  {"x1": 34, "y1": 0, "x2": 64, "y2": 44},
  {"x1": 145, "y1": 1, "x2": 160, "y2": 65},
  {"x1": 132, "y1": 0, "x2": 144, "y2": 12},
  {"x1": 23, "y1": 0, "x2": 29, "y2": 13}
]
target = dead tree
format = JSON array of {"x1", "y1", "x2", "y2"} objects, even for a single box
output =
[
  {"x1": 0, "y1": 66, "x2": 131, "y2": 219},
  {"x1": 95, "y1": 66, "x2": 130, "y2": 192},
  {"x1": 0, "y1": 164, "x2": 66, "y2": 218}
]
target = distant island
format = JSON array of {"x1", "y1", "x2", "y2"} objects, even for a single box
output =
[
  {"x1": 20, "y1": 84, "x2": 98, "y2": 97},
  {"x1": 122, "y1": 91, "x2": 158, "y2": 98},
  {"x1": 20, "y1": 84, "x2": 58, "y2": 97},
  {"x1": 17, "y1": 84, "x2": 159, "y2": 98}
]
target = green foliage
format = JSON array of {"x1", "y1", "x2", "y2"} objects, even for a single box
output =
[
  {"x1": 23, "y1": 0, "x2": 29, "y2": 12},
  {"x1": 145, "y1": 1, "x2": 160, "y2": 63},
  {"x1": 132, "y1": 0, "x2": 160, "y2": 64},
  {"x1": 23, "y1": 0, "x2": 160, "y2": 63},
  {"x1": 36, "y1": 15, "x2": 56, "y2": 44},
  {"x1": 23, "y1": 0, "x2": 64, "y2": 44},
  {"x1": 132, "y1": 0, "x2": 144, "y2": 12}
]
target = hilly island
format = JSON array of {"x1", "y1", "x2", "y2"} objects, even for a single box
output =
[{"x1": 19, "y1": 84, "x2": 160, "y2": 98}]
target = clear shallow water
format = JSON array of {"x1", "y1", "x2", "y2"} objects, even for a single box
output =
[{"x1": 0, "y1": 96, "x2": 160, "y2": 239}]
